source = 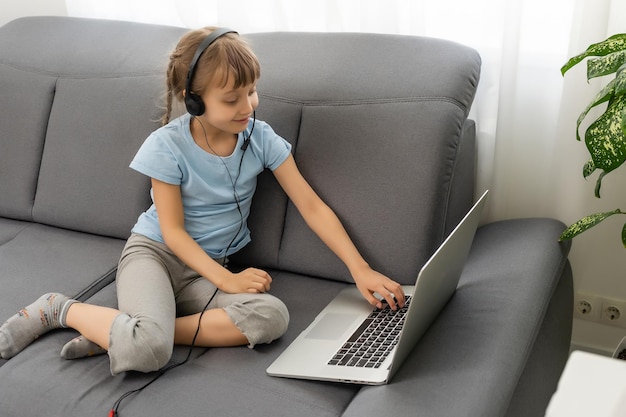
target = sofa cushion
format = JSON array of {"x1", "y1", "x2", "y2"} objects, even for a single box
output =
[
  {"x1": 278, "y1": 101, "x2": 471, "y2": 284},
  {"x1": 0, "y1": 219, "x2": 571, "y2": 417},
  {"x1": 0, "y1": 224, "x2": 125, "y2": 321},
  {"x1": 0, "y1": 223, "x2": 124, "y2": 370},
  {"x1": 0, "y1": 17, "x2": 188, "y2": 240},
  {"x1": 0, "y1": 17, "x2": 186, "y2": 78},
  {"x1": 0, "y1": 271, "x2": 363, "y2": 417},
  {"x1": 342, "y1": 218, "x2": 571, "y2": 417},
  {"x1": 230, "y1": 99, "x2": 302, "y2": 268},
  {"x1": 31, "y1": 76, "x2": 159, "y2": 238},
  {"x1": 229, "y1": 32, "x2": 481, "y2": 284},
  {"x1": 0, "y1": 67, "x2": 55, "y2": 221},
  {"x1": 0, "y1": 218, "x2": 30, "y2": 245}
]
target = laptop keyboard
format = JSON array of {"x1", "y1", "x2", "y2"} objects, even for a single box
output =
[{"x1": 328, "y1": 295, "x2": 412, "y2": 368}]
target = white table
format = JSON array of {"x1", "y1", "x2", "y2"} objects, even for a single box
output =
[{"x1": 545, "y1": 350, "x2": 626, "y2": 416}]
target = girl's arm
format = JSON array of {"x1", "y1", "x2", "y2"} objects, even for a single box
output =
[
  {"x1": 150, "y1": 178, "x2": 272, "y2": 294},
  {"x1": 272, "y1": 155, "x2": 405, "y2": 310}
]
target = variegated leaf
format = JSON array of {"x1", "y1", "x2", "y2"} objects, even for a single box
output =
[
  {"x1": 562, "y1": 33, "x2": 626, "y2": 75},
  {"x1": 585, "y1": 94, "x2": 626, "y2": 174},
  {"x1": 560, "y1": 209, "x2": 624, "y2": 241},
  {"x1": 583, "y1": 159, "x2": 596, "y2": 178},
  {"x1": 576, "y1": 78, "x2": 616, "y2": 141},
  {"x1": 587, "y1": 50, "x2": 626, "y2": 80},
  {"x1": 595, "y1": 170, "x2": 606, "y2": 198},
  {"x1": 622, "y1": 102, "x2": 626, "y2": 136},
  {"x1": 615, "y1": 63, "x2": 626, "y2": 96}
]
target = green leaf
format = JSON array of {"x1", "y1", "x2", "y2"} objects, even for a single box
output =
[
  {"x1": 615, "y1": 63, "x2": 626, "y2": 96},
  {"x1": 587, "y1": 50, "x2": 626, "y2": 80},
  {"x1": 576, "y1": 78, "x2": 616, "y2": 141},
  {"x1": 583, "y1": 159, "x2": 596, "y2": 178},
  {"x1": 622, "y1": 222, "x2": 626, "y2": 247},
  {"x1": 585, "y1": 94, "x2": 626, "y2": 175},
  {"x1": 562, "y1": 33, "x2": 626, "y2": 76},
  {"x1": 560, "y1": 209, "x2": 625, "y2": 241},
  {"x1": 595, "y1": 170, "x2": 606, "y2": 198},
  {"x1": 622, "y1": 101, "x2": 626, "y2": 136}
]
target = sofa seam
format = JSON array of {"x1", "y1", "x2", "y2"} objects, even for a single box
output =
[
  {"x1": 0, "y1": 62, "x2": 164, "y2": 80},
  {"x1": 275, "y1": 104, "x2": 304, "y2": 269},
  {"x1": 0, "y1": 222, "x2": 36, "y2": 246},
  {"x1": 27, "y1": 76, "x2": 56, "y2": 221},
  {"x1": 439, "y1": 120, "x2": 466, "y2": 242},
  {"x1": 259, "y1": 93, "x2": 466, "y2": 111}
]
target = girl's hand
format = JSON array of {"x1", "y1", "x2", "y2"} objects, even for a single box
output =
[
  {"x1": 353, "y1": 267, "x2": 405, "y2": 310},
  {"x1": 217, "y1": 267, "x2": 272, "y2": 294}
]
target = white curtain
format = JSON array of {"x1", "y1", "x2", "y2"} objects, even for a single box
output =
[{"x1": 65, "y1": 0, "x2": 626, "y2": 345}]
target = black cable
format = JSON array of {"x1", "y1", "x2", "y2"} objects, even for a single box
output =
[
  {"x1": 110, "y1": 288, "x2": 218, "y2": 417},
  {"x1": 196, "y1": 116, "x2": 248, "y2": 262},
  {"x1": 110, "y1": 118, "x2": 253, "y2": 416}
]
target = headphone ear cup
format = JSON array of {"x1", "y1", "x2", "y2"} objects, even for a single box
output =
[{"x1": 185, "y1": 92, "x2": 205, "y2": 116}]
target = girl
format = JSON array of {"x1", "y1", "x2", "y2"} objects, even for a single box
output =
[{"x1": 0, "y1": 27, "x2": 405, "y2": 375}]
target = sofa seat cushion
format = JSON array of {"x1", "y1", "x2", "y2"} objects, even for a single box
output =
[
  {"x1": 0, "y1": 271, "x2": 362, "y2": 417},
  {"x1": 0, "y1": 218, "x2": 570, "y2": 417},
  {"x1": 0, "y1": 223, "x2": 125, "y2": 322},
  {"x1": 0, "y1": 219, "x2": 31, "y2": 245},
  {"x1": 342, "y1": 218, "x2": 571, "y2": 417}
]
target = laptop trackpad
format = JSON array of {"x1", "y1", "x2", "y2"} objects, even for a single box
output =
[{"x1": 305, "y1": 313, "x2": 359, "y2": 340}]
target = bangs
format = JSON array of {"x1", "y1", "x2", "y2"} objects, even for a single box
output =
[{"x1": 203, "y1": 36, "x2": 261, "y2": 90}]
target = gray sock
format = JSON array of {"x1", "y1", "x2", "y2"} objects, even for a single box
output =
[
  {"x1": 0, "y1": 293, "x2": 76, "y2": 359},
  {"x1": 60, "y1": 335, "x2": 106, "y2": 359}
]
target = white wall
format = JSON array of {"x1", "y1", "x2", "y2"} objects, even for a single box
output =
[{"x1": 0, "y1": 0, "x2": 67, "y2": 26}]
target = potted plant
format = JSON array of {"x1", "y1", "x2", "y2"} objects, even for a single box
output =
[
  {"x1": 559, "y1": 33, "x2": 626, "y2": 245},
  {"x1": 560, "y1": 34, "x2": 626, "y2": 360}
]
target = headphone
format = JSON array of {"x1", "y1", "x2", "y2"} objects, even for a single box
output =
[
  {"x1": 184, "y1": 27, "x2": 238, "y2": 116},
  {"x1": 185, "y1": 27, "x2": 255, "y2": 151}
]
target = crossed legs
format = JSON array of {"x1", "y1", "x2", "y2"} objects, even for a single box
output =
[{"x1": 0, "y1": 234, "x2": 288, "y2": 375}]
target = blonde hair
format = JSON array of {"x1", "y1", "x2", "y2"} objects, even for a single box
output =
[{"x1": 162, "y1": 27, "x2": 261, "y2": 125}]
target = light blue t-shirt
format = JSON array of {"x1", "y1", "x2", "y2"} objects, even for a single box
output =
[{"x1": 129, "y1": 113, "x2": 292, "y2": 258}]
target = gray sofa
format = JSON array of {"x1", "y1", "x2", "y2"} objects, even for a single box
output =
[{"x1": 0, "y1": 16, "x2": 572, "y2": 417}]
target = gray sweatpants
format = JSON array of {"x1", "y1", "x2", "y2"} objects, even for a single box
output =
[{"x1": 108, "y1": 233, "x2": 289, "y2": 375}]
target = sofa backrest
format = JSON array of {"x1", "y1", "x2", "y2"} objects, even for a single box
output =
[
  {"x1": 0, "y1": 17, "x2": 187, "y2": 238},
  {"x1": 234, "y1": 33, "x2": 481, "y2": 284},
  {"x1": 0, "y1": 17, "x2": 481, "y2": 285}
]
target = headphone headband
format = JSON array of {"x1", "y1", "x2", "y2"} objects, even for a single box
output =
[{"x1": 184, "y1": 27, "x2": 238, "y2": 116}]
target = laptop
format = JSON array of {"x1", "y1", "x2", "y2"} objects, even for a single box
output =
[{"x1": 266, "y1": 190, "x2": 488, "y2": 385}]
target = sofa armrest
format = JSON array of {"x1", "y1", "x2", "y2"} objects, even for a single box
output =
[{"x1": 342, "y1": 218, "x2": 571, "y2": 417}]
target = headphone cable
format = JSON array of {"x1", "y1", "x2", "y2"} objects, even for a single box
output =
[
  {"x1": 109, "y1": 288, "x2": 218, "y2": 417},
  {"x1": 110, "y1": 117, "x2": 254, "y2": 416}
]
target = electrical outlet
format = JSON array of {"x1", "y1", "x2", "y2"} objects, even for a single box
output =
[
  {"x1": 573, "y1": 292, "x2": 626, "y2": 329},
  {"x1": 603, "y1": 306, "x2": 621, "y2": 321},
  {"x1": 600, "y1": 298, "x2": 626, "y2": 328},
  {"x1": 574, "y1": 292, "x2": 601, "y2": 321},
  {"x1": 576, "y1": 300, "x2": 593, "y2": 315}
]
